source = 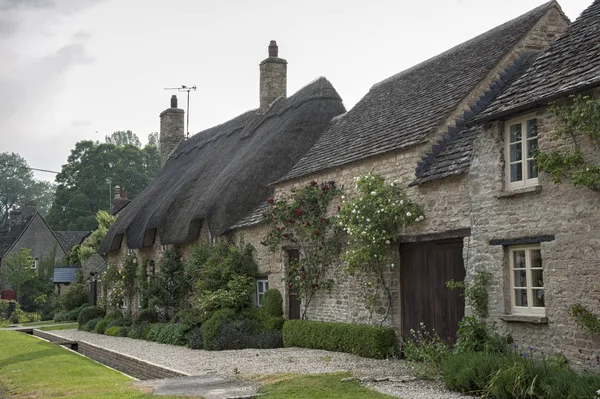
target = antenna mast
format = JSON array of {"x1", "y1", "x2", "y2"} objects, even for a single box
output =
[{"x1": 163, "y1": 85, "x2": 196, "y2": 138}]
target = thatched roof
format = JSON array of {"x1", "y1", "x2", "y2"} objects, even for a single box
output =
[
  {"x1": 280, "y1": 1, "x2": 559, "y2": 182},
  {"x1": 100, "y1": 77, "x2": 345, "y2": 253}
]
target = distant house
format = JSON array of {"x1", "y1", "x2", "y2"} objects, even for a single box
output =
[
  {"x1": 99, "y1": 0, "x2": 600, "y2": 365},
  {"x1": 53, "y1": 266, "x2": 79, "y2": 294},
  {"x1": 0, "y1": 205, "x2": 90, "y2": 293}
]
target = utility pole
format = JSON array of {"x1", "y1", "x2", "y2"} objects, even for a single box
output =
[{"x1": 163, "y1": 85, "x2": 197, "y2": 139}]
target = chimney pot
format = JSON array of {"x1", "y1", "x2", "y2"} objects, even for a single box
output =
[
  {"x1": 268, "y1": 40, "x2": 278, "y2": 57},
  {"x1": 114, "y1": 185, "x2": 121, "y2": 198},
  {"x1": 170, "y1": 95, "x2": 178, "y2": 108}
]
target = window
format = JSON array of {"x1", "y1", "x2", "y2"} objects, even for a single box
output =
[
  {"x1": 127, "y1": 247, "x2": 134, "y2": 256},
  {"x1": 509, "y1": 245, "x2": 544, "y2": 315},
  {"x1": 256, "y1": 278, "x2": 269, "y2": 307},
  {"x1": 505, "y1": 115, "x2": 539, "y2": 189},
  {"x1": 161, "y1": 245, "x2": 169, "y2": 253},
  {"x1": 149, "y1": 260, "x2": 155, "y2": 275},
  {"x1": 32, "y1": 258, "x2": 39, "y2": 270}
]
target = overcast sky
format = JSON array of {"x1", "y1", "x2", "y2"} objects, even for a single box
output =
[{"x1": 0, "y1": 0, "x2": 592, "y2": 181}]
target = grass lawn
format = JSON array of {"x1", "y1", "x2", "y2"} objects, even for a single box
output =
[
  {"x1": 0, "y1": 330, "x2": 187, "y2": 399},
  {"x1": 37, "y1": 323, "x2": 78, "y2": 331},
  {"x1": 256, "y1": 373, "x2": 398, "y2": 398}
]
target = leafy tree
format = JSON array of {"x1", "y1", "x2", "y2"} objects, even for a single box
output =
[
  {"x1": 535, "y1": 95, "x2": 600, "y2": 191},
  {"x1": 147, "y1": 132, "x2": 160, "y2": 149},
  {"x1": 105, "y1": 130, "x2": 142, "y2": 147},
  {"x1": 0, "y1": 152, "x2": 56, "y2": 229},
  {"x1": 2, "y1": 248, "x2": 36, "y2": 302},
  {"x1": 46, "y1": 139, "x2": 160, "y2": 231},
  {"x1": 70, "y1": 210, "x2": 114, "y2": 265},
  {"x1": 147, "y1": 249, "x2": 188, "y2": 319}
]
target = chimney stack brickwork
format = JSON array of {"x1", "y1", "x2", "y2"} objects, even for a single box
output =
[
  {"x1": 159, "y1": 95, "x2": 185, "y2": 167},
  {"x1": 259, "y1": 40, "x2": 287, "y2": 110}
]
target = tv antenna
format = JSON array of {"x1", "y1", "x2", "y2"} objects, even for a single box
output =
[{"x1": 163, "y1": 85, "x2": 196, "y2": 138}]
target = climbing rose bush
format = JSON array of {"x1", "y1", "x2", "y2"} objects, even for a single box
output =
[{"x1": 262, "y1": 180, "x2": 342, "y2": 319}]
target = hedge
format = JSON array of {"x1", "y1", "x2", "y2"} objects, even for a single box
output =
[
  {"x1": 77, "y1": 306, "x2": 105, "y2": 329},
  {"x1": 282, "y1": 320, "x2": 397, "y2": 359}
]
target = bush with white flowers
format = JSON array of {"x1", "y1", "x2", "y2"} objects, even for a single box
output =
[{"x1": 338, "y1": 173, "x2": 424, "y2": 324}]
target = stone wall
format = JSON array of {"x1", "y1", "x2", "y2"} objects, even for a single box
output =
[{"x1": 469, "y1": 90, "x2": 600, "y2": 368}]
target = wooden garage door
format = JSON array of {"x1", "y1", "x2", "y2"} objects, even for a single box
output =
[{"x1": 400, "y1": 238, "x2": 465, "y2": 342}]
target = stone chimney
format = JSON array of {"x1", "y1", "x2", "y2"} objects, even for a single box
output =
[
  {"x1": 23, "y1": 200, "x2": 37, "y2": 218},
  {"x1": 8, "y1": 208, "x2": 21, "y2": 231},
  {"x1": 159, "y1": 95, "x2": 185, "y2": 167},
  {"x1": 259, "y1": 40, "x2": 287, "y2": 110}
]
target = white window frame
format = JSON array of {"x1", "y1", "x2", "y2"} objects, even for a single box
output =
[
  {"x1": 161, "y1": 244, "x2": 169, "y2": 253},
  {"x1": 509, "y1": 244, "x2": 545, "y2": 316},
  {"x1": 256, "y1": 278, "x2": 269, "y2": 307},
  {"x1": 505, "y1": 114, "x2": 539, "y2": 190},
  {"x1": 32, "y1": 258, "x2": 39, "y2": 270},
  {"x1": 127, "y1": 247, "x2": 134, "y2": 256}
]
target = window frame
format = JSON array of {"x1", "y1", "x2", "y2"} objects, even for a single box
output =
[
  {"x1": 509, "y1": 244, "x2": 545, "y2": 316},
  {"x1": 505, "y1": 113, "x2": 539, "y2": 190},
  {"x1": 256, "y1": 278, "x2": 269, "y2": 307},
  {"x1": 127, "y1": 247, "x2": 134, "y2": 256},
  {"x1": 32, "y1": 258, "x2": 39, "y2": 270}
]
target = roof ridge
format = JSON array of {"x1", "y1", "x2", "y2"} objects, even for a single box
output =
[{"x1": 372, "y1": 1, "x2": 557, "y2": 91}]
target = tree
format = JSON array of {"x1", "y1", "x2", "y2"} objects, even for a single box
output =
[
  {"x1": 0, "y1": 152, "x2": 55, "y2": 229},
  {"x1": 70, "y1": 210, "x2": 115, "y2": 265},
  {"x1": 147, "y1": 132, "x2": 160, "y2": 149},
  {"x1": 46, "y1": 139, "x2": 160, "y2": 231},
  {"x1": 2, "y1": 248, "x2": 36, "y2": 302},
  {"x1": 105, "y1": 130, "x2": 142, "y2": 147}
]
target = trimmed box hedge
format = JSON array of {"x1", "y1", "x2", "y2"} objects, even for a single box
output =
[{"x1": 282, "y1": 320, "x2": 397, "y2": 359}]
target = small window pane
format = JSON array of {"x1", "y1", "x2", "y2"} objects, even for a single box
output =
[
  {"x1": 258, "y1": 282, "x2": 264, "y2": 292},
  {"x1": 531, "y1": 270, "x2": 544, "y2": 287},
  {"x1": 510, "y1": 124, "x2": 522, "y2": 142},
  {"x1": 527, "y1": 137, "x2": 538, "y2": 157},
  {"x1": 531, "y1": 250, "x2": 542, "y2": 269},
  {"x1": 515, "y1": 289, "x2": 528, "y2": 306},
  {"x1": 510, "y1": 164, "x2": 523, "y2": 182},
  {"x1": 514, "y1": 270, "x2": 527, "y2": 287},
  {"x1": 264, "y1": 281, "x2": 269, "y2": 291},
  {"x1": 513, "y1": 250, "x2": 526, "y2": 269},
  {"x1": 533, "y1": 289, "x2": 545, "y2": 307},
  {"x1": 527, "y1": 119, "x2": 538, "y2": 138},
  {"x1": 510, "y1": 143, "x2": 522, "y2": 162},
  {"x1": 528, "y1": 160, "x2": 538, "y2": 179}
]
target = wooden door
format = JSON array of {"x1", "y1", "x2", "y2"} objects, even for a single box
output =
[
  {"x1": 400, "y1": 238, "x2": 465, "y2": 342},
  {"x1": 287, "y1": 249, "x2": 301, "y2": 319}
]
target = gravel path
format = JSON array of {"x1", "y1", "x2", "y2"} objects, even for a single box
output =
[{"x1": 49, "y1": 329, "x2": 474, "y2": 399}]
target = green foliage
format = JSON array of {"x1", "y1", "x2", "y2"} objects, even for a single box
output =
[
  {"x1": 105, "y1": 326, "x2": 120, "y2": 336},
  {"x1": 569, "y1": 303, "x2": 600, "y2": 334},
  {"x1": 58, "y1": 282, "x2": 88, "y2": 311},
  {"x1": 262, "y1": 289, "x2": 283, "y2": 317},
  {"x1": 101, "y1": 262, "x2": 124, "y2": 310},
  {"x1": 453, "y1": 316, "x2": 511, "y2": 354},
  {"x1": 2, "y1": 248, "x2": 36, "y2": 302},
  {"x1": 77, "y1": 306, "x2": 105, "y2": 329},
  {"x1": 212, "y1": 322, "x2": 283, "y2": 350},
  {"x1": 447, "y1": 270, "x2": 491, "y2": 319},
  {"x1": 535, "y1": 95, "x2": 600, "y2": 191},
  {"x1": 402, "y1": 323, "x2": 451, "y2": 379},
  {"x1": 200, "y1": 308, "x2": 237, "y2": 350},
  {"x1": 121, "y1": 255, "x2": 137, "y2": 314},
  {"x1": 138, "y1": 259, "x2": 149, "y2": 309},
  {"x1": 184, "y1": 242, "x2": 256, "y2": 319},
  {"x1": 241, "y1": 308, "x2": 284, "y2": 331},
  {"x1": 134, "y1": 309, "x2": 158, "y2": 325},
  {"x1": 0, "y1": 300, "x2": 14, "y2": 319},
  {"x1": 187, "y1": 327, "x2": 203, "y2": 349},
  {"x1": 46, "y1": 139, "x2": 160, "y2": 231},
  {"x1": 442, "y1": 351, "x2": 504, "y2": 394},
  {"x1": 71, "y1": 210, "x2": 115, "y2": 264},
  {"x1": 282, "y1": 319, "x2": 397, "y2": 359},
  {"x1": 127, "y1": 321, "x2": 151, "y2": 340},
  {"x1": 105, "y1": 130, "x2": 142, "y2": 147},
  {"x1": 0, "y1": 152, "x2": 55, "y2": 228},
  {"x1": 339, "y1": 173, "x2": 424, "y2": 325},
  {"x1": 9, "y1": 306, "x2": 26, "y2": 324},
  {"x1": 84, "y1": 317, "x2": 103, "y2": 332},
  {"x1": 262, "y1": 180, "x2": 342, "y2": 319},
  {"x1": 147, "y1": 249, "x2": 188, "y2": 318},
  {"x1": 145, "y1": 323, "x2": 188, "y2": 346},
  {"x1": 95, "y1": 318, "x2": 109, "y2": 334}
]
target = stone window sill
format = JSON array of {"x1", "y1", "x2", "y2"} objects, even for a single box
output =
[
  {"x1": 496, "y1": 185, "x2": 541, "y2": 198},
  {"x1": 500, "y1": 314, "x2": 548, "y2": 324}
]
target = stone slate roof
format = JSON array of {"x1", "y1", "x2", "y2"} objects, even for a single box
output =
[
  {"x1": 412, "y1": 53, "x2": 541, "y2": 185},
  {"x1": 100, "y1": 78, "x2": 345, "y2": 253},
  {"x1": 0, "y1": 214, "x2": 35, "y2": 257},
  {"x1": 280, "y1": 2, "x2": 557, "y2": 182},
  {"x1": 54, "y1": 231, "x2": 90, "y2": 255},
  {"x1": 478, "y1": 0, "x2": 600, "y2": 120},
  {"x1": 53, "y1": 267, "x2": 79, "y2": 284},
  {"x1": 228, "y1": 202, "x2": 271, "y2": 231}
]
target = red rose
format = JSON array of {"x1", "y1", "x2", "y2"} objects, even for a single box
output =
[
  {"x1": 311, "y1": 180, "x2": 317, "y2": 186},
  {"x1": 337, "y1": 205, "x2": 340, "y2": 211},
  {"x1": 320, "y1": 218, "x2": 327, "y2": 223},
  {"x1": 276, "y1": 226, "x2": 281, "y2": 231},
  {"x1": 288, "y1": 219, "x2": 296, "y2": 224},
  {"x1": 322, "y1": 184, "x2": 329, "y2": 190},
  {"x1": 314, "y1": 229, "x2": 320, "y2": 235},
  {"x1": 283, "y1": 233, "x2": 289, "y2": 238},
  {"x1": 262, "y1": 212, "x2": 266, "y2": 217},
  {"x1": 260, "y1": 240, "x2": 265, "y2": 246},
  {"x1": 311, "y1": 284, "x2": 316, "y2": 289},
  {"x1": 301, "y1": 273, "x2": 305, "y2": 279},
  {"x1": 296, "y1": 207, "x2": 303, "y2": 216},
  {"x1": 267, "y1": 197, "x2": 274, "y2": 204}
]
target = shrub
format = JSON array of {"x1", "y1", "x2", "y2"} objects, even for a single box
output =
[
  {"x1": 128, "y1": 321, "x2": 151, "y2": 339},
  {"x1": 402, "y1": 324, "x2": 451, "y2": 379},
  {"x1": 59, "y1": 283, "x2": 88, "y2": 311},
  {"x1": 453, "y1": 316, "x2": 511, "y2": 355},
  {"x1": 105, "y1": 326, "x2": 120, "y2": 336},
  {"x1": 135, "y1": 308, "x2": 158, "y2": 325},
  {"x1": 9, "y1": 306, "x2": 26, "y2": 324},
  {"x1": 262, "y1": 289, "x2": 283, "y2": 317},
  {"x1": 283, "y1": 320, "x2": 397, "y2": 359},
  {"x1": 84, "y1": 317, "x2": 103, "y2": 332},
  {"x1": 200, "y1": 308, "x2": 237, "y2": 350},
  {"x1": 53, "y1": 311, "x2": 68, "y2": 322},
  {"x1": 212, "y1": 322, "x2": 282, "y2": 350},
  {"x1": 442, "y1": 351, "x2": 503, "y2": 394},
  {"x1": 264, "y1": 316, "x2": 285, "y2": 331},
  {"x1": 77, "y1": 306, "x2": 105, "y2": 329},
  {"x1": 104, "y1": 310, "x2": 124, "y2": 322},
  {"x1": 241, "y1": 308, "x2": 284, "y2": 331},
  {"x1": 146, "y1": 323, "x2": 187, "y2": 346},
  {"x1": 118, "y1": 326, "x2": 130, "y2": 337},
  {"x1": 66, "y1": 304, "x2": 88, "y2": 321},
  {"x1": 95, "y1": 318, "x2": 109, "y2": 334},
  {"x1": 187, "y1": 327, "x2": 203, "y2": 349}
]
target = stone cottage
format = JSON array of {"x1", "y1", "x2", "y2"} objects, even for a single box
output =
[{"x1": 100, "y1": 0, "x2": 600, "y2": 364}]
